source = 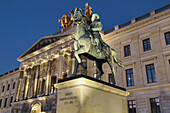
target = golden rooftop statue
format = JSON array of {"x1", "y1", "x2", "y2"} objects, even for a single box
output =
[
  {"x1": 84, "y1": 3, "x2": 92, "y2": 24},
  {"x1": 58, "y1": 3, "x2": 92, "y2": 31}
]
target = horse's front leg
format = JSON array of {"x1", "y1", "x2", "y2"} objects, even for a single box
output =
[
  {"x1": 74, "y1": 50, "x2": 82, "y2": 63},
  {"x1": 74, "y1": 46, "x2": 88, "y2": 63},
  {"x1": 70, "y1": 59, "x2": 79, "y2": 77}
]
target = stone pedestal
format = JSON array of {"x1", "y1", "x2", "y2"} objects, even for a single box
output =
[{"x1": 54, "y1": 75, "x2": 129, "y2": 113}]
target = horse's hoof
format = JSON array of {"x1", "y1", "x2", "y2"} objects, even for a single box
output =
[{"x1": 70, "y1": 74, "x2": 75, "y2": 77}]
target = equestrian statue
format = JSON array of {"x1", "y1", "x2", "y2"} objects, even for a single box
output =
[{"x1": 70, "y1": 8, "x2": 124, "y2": 85}]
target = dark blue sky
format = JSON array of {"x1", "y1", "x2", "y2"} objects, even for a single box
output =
[{"x1": 0, "y1": 0, "x2": 169, "y2": 75}]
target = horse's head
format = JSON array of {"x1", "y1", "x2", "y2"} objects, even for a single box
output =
[{"x1": 73, "y1": 8, "x2": 83, "y2": 24}]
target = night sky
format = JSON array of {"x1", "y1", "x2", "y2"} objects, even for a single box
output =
[{"x1": 0, "y1": 0, "x2": 169, "y2": 75}]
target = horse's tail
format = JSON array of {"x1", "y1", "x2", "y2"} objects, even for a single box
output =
[{"x1": 110, "y1": 48, "x2": 124, "y2": 68}]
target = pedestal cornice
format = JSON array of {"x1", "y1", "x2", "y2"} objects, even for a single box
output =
[{"x1": 55, "y1": 75, "x2": 129, "y2": 97}]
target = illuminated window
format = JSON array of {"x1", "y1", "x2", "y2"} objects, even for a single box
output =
[
  {"x1": 94, "y1": 73, "x2": 101, "y2": 80},
  {"x1": 128, "y1": 100, "x2": 136, "y2": 113},
  {"x1": 126, "y1": 69, "x2": 135, "y2": 86},
  {"x1": 108, "y1": 73, "x2": 113, "y2": 84},
  {"x1": 146, "y1": 64, "x2": 156, "y2": 83},
  {"x1": 165, "y1": 32, "x2": 170, "y2": 45},
  {"x1": 124, "y1": 45, "x2": 131, "y2": 57},
  {"x1": 143, "y1": 38, "x2": 151, "y2": 51},
  {"x1": 150, "y1": 97, "x2": 161, "y2": 113}
]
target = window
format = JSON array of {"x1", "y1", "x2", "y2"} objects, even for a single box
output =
[
  {"x1": 2, "y1": 86, "x2": 5, "y2": 92},
  {"x1": 4, "y1": 98, "x2": 7, "y2": 107},
  {"x1": 51, "y1": 76, "x2": 56, "y2": 85},
  {"x1": 143, "y1": 38, "x2": 151, "y2": 51},
  {"x1": 150, "y1": 97, "x2": 161, "y2": 113},
  {"x1": 0, "y1": 99, "x2": 2, "y2": 108},
  {"x1": 165, "y1": 32, "x2": 170, "y2": 45},
  {"x1": 126, "y1": 69, "x2": 135, "y2": 86},
  {"x1": 128, "y1": 100, "x2": 136, "y2": 113},
  {"x1": 7, "y1": 84, "x2": 10, "y2": 91},
  {"x1": 124, "y1": 45, "x2": 131, "y2": 57},
  {"x1": 146, "y1": 64, "x2": 156, "y2": 83},
  {"x1": 41, "y1": 79, "x2": 45, "y2": 94},
  {"x1": 10, "y1": 96, "x2": 13, "y2": 106},
  {"x1": 108, "y1": 73, "x2": 113, "y2": 84},
  {"x1": 12, "y1": 82, "x2": 15, "y2": 89}
]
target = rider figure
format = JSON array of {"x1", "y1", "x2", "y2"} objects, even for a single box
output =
[{"x1": 89, "y1": 14, "x2": 103, "y2": 53}]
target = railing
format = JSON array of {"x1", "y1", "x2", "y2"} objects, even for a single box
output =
[
  {"x1": 0, "y1": 68, "x2": 19, "y2": 77},
  {"x1": 155, "y1": 4, "x2": 170, "y2": 14},
  {"x1": 104, "y1": 4, "x2": 170, "y2": 34},
  {"x1": 119, "y1": 21, "x2": 131, "y2": 29},
  {"x1": 136, "y1": 13, "x2": 150, "y2": 22}
]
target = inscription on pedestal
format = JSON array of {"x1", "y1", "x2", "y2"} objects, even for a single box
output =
[{"x1": 59, "y1": 92, "x2": 78, "y2": 105}]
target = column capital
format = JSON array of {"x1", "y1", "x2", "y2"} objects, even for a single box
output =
[
  {"x1": 36, "y1": 60, "x2": 42, "y2": 65},
  {"x1": 19, "y1": 66, "x2": 25, "y2": 71},
  {"x1": 47, "y1": 54, "x2": 55, "y2": 61},
  {"x1": 59, "y1": 50, "x2": 64, "y2": 56},
  {"x1": 27, "y1": 63, "x2": 34, "y2": 69}
]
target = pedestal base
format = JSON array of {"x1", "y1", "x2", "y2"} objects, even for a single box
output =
[{"x1": 55, "y1": 75, "x2": 129, "y2": 113}]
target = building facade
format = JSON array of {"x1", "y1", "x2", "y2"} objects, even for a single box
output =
[
  {"x1": 101, "y1": 5, "x2": 170, "y2": 113},
  {"x1": 0, "y1": 4, "x2": 169, "y2": 113},
  {"x1": 0, "y1": 68, "x2": 19, "y2": 113}
]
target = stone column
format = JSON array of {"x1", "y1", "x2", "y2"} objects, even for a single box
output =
[
  {"x1": 24, "y1": 67, "x2": 31, "y2": 99},
  {"x1": 33, "y1": 62, "x2": 41, "y2": 97},
  {"x1": 45, "y1": 59, "x2": 52, "y2": 95},
  {"x1": 58, "y1": 51, "x2": 64, "y2": 79},
  {"x1": 15, "y1": 67, "x2": 24, "y2": 101},
  {"x1": 29, "y1": 67, "x2": 35, "y2": 97},
  {"x1": 67, "y1": 54, "x2": 71, "y2": 76},
  {"x1": 20, "y1": 68, "x2": 27, "y2": 100},
  {"x1": 38, "y1": 78, "x2": 43, "y2": 95}
]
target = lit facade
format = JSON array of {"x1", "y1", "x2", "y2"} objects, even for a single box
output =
[{"x1": 0, "y1": 4, "x2": 169, "y2": 113}]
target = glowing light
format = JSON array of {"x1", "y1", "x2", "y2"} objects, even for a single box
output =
[
  {"x1": 77, "y1": 78, "x2": 85, "y2": 84},
  {"x1": 43, "y1": 60, "x2": 47, "y2": 63},
  {"x1": 32, "y1": 106, "x2": 37, "y2": 110}
]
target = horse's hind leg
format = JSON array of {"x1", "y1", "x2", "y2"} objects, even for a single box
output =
[
  {"x1": 107, "y1": 59, "x2": 116, "y2": 85},
  {"x1": 80, "y1": 55, "x2": 87, "y2": 69},
  {"x1": 95, "y1": 61, "x2": 104, "y2": 79}
]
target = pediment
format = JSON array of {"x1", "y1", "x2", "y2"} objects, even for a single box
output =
[{"x1": 18, "y1": 33, "x2": 72, "y2": 59}]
